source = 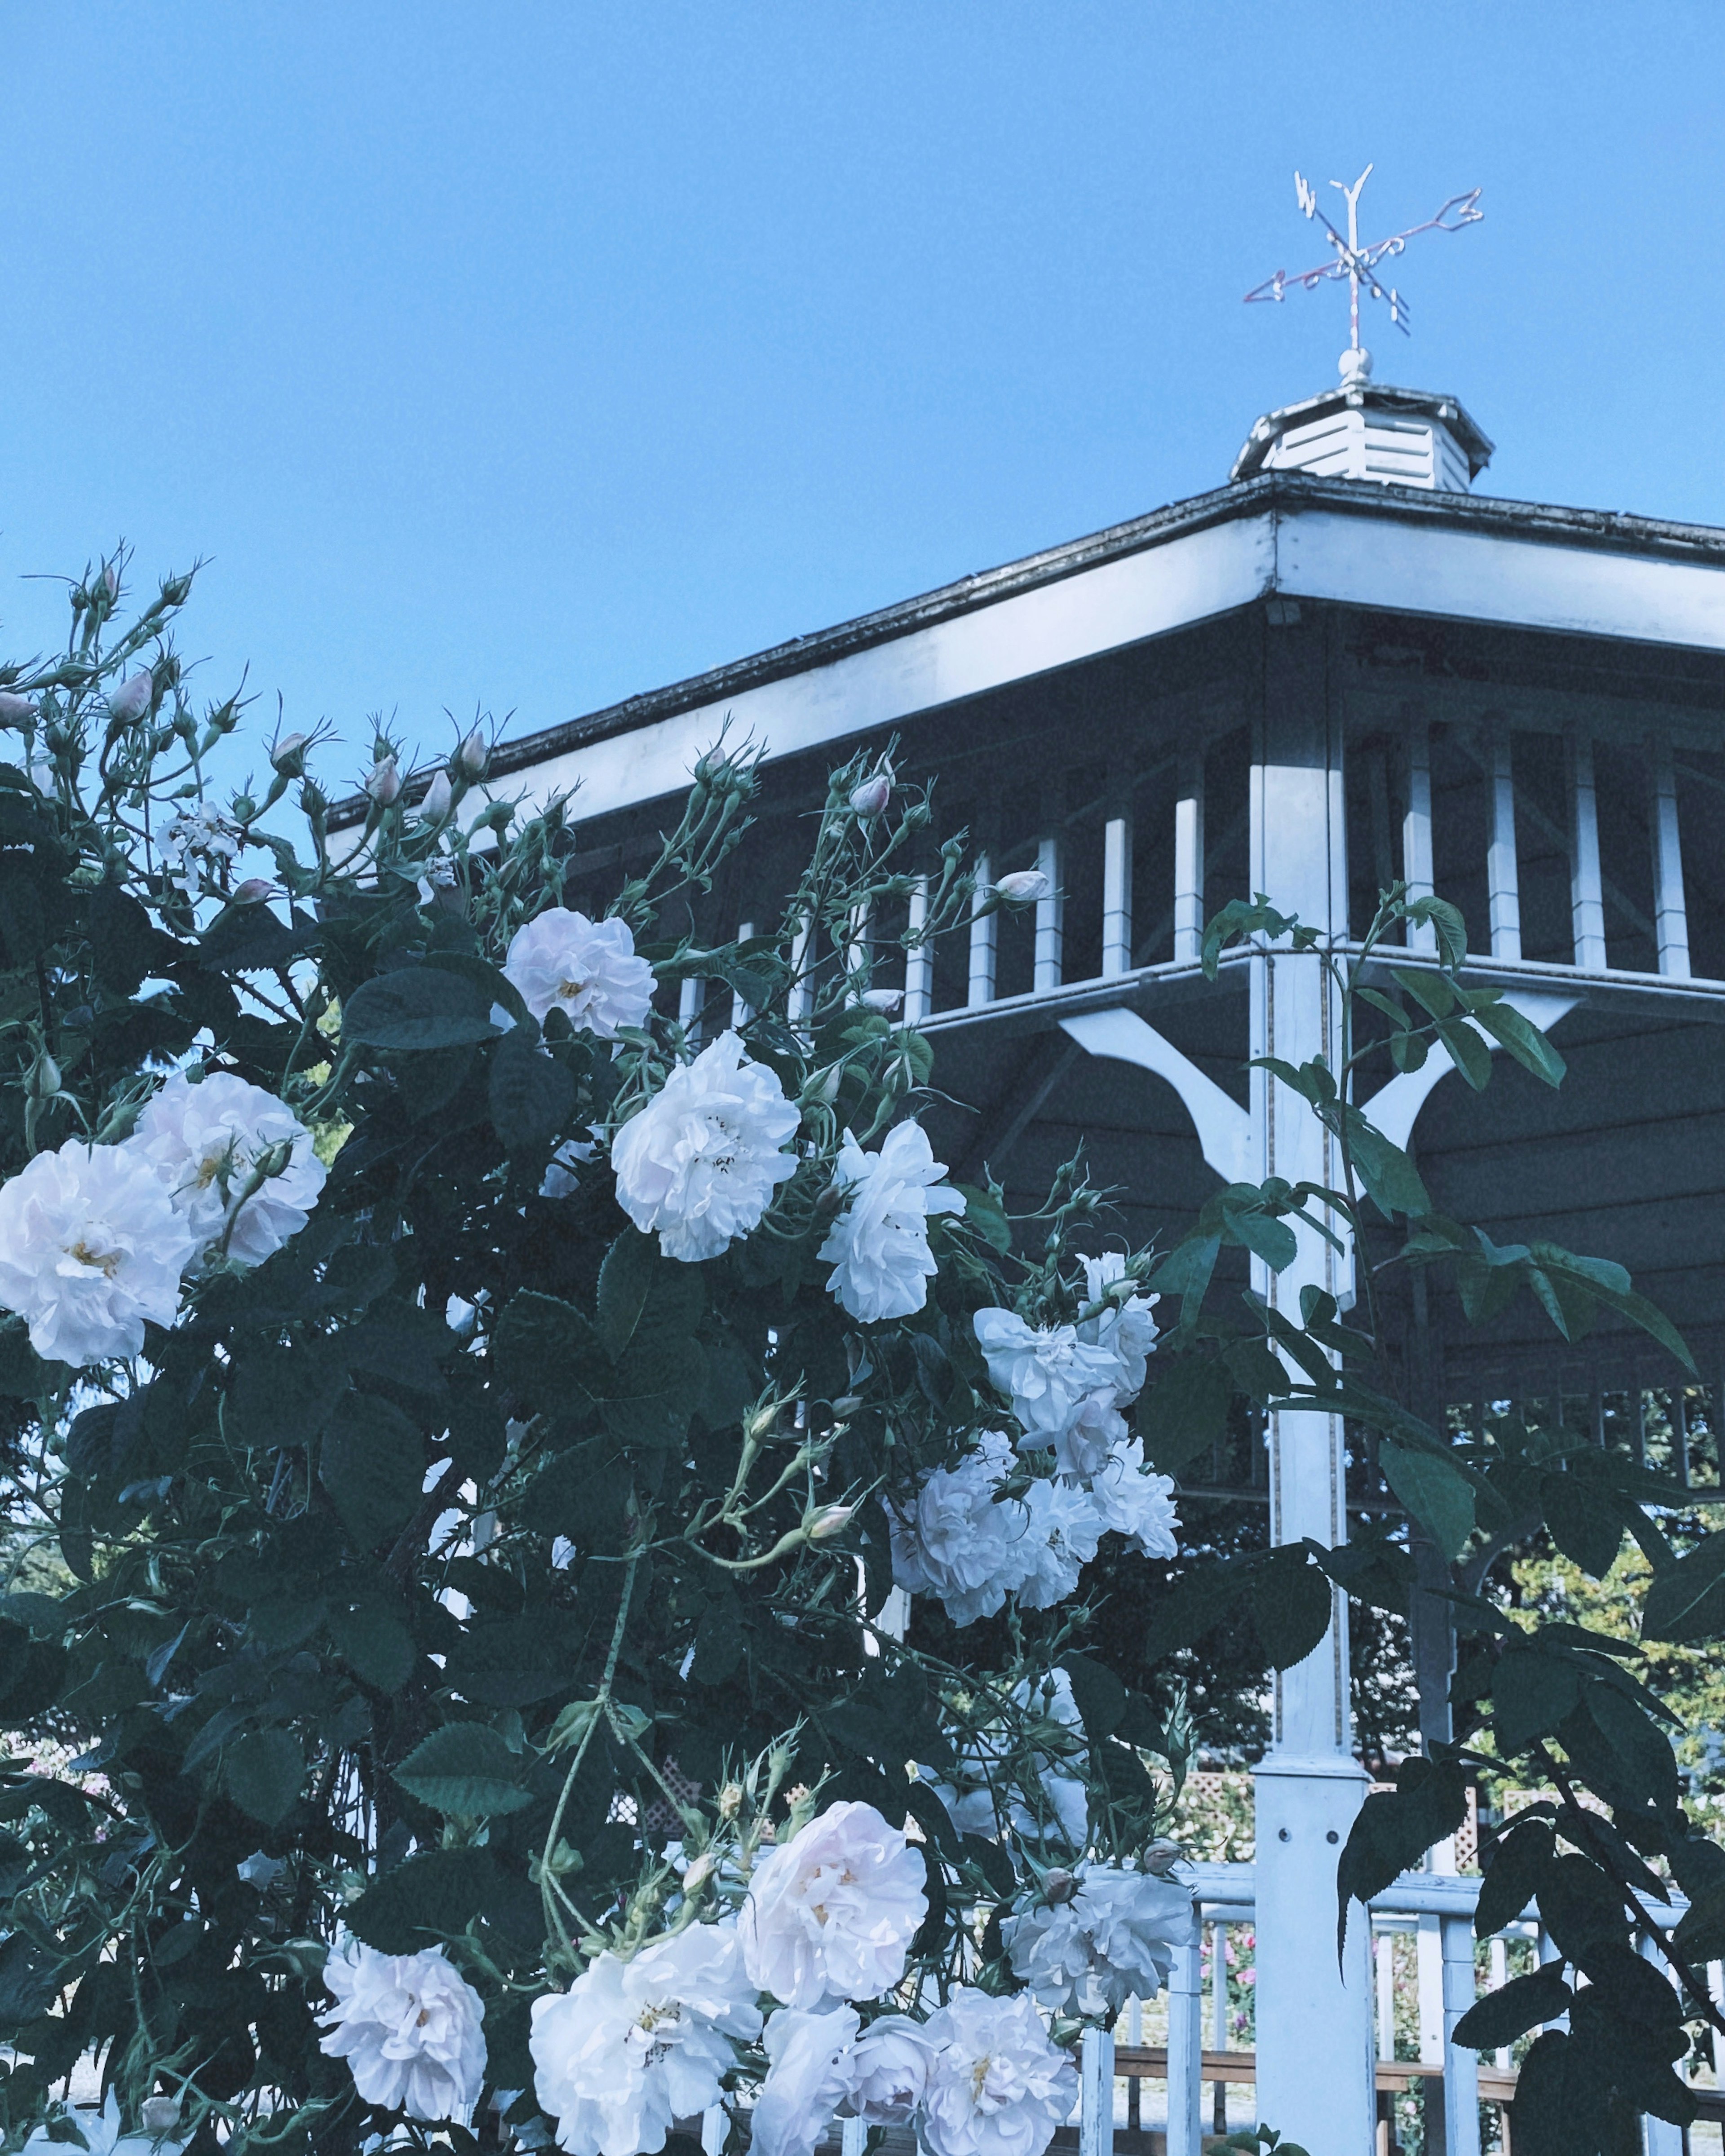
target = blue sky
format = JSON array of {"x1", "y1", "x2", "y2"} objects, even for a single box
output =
[{"x1": 0, "y1": 4, "x2": 1720, "y2": 783}]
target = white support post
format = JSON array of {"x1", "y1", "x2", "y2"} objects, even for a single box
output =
[
  {"x1": 1376, "y1": 1929, "x2": 1396, "y2": 2060},
  {"x1": 1440, "y1": 1913, "x2": 1481, "y2": 2156},
  {"x1": 1488, "y1": 1935, "x2": 1509, "y2": 2070},
  {"x1": 903, "y1": 876, "x2": 931, "y2": 1024},
  {"x1": 1417, "y1": 1913, "x2": 1444, "y2": 2064},
  {"x1": 1403, "y1": 716, "x2": 1436, "y2": 953},
  {"x1": 731, "y1": 921, "x2": 755, "y2": 1027},
  {"x1": 1079, "y1": 2025, "x2": 1115, "y2": 2156},
  {"x1": 1102, "y1": 814, "x2": 1133, "y2": 978},
  {"x1": 701, "y1": 2107, "x2": 727, "y2": 2156},
  {"x1": 1034, "y1": 835, "x2": 1064, "y2": 992},
  {"x1": 1165, "y1": 1909, "x2": 1204, "y2": 2156},
  {"x1": 1173, "y1": 755, "x2": 1204, "y2": 964},
  {"x1": 1567, "y1": 734, "x2": 1607, "y2": 971},
  {"x1": 1249, "y1": 635, "x2": 1374, "y2": 2156},
  {"x1": 839, "y1": 2119, "x2": 866, "y2": 2156},
  {"x1": 1638, "y1": 1936, "x2": 1685, "y2": 2156},
  {"x1": 1208, "y1": 1920, "x2": 1228, "y2": 2051},
  {"x1": 968, "y1": 851, "x2": 996, "y2": 1007},
  {"x1": 788, "y1": 919, "x2": 814, "y2": 1029},
  {"x1": 1486, "y1": 726, "x2": 1522, "y2": 962},
  {"x1": 678, "y1": 973, "x2": 704, "y2": 1046},
  {"x1": 1650, "y1": 737, "x2": 1691, "y2": 979}
]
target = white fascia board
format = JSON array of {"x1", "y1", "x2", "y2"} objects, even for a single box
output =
[
  {"x1": 496, "y1": 513, "x2": 1275, "y2": 820},
  {"x1": 1278, "y1": 509, "x2": 1725, "y2": 650}
]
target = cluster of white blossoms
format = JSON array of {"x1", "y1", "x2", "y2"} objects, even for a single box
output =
[
  {"x1": 317, "y1": 1936, "x2": 487, "y2": 2123},
  {"x1": 890, "y1": 1257, "x2": 1178, "y2": 1626},
  {"x1": 1003, "y1": 1863, "x2": 1194, "y2": 2017},
  {"x1": 817, "y1": 1119, "x2": 966, "y2": 1323},
  {"x1": 0, "y1": 1072, "x2": 326, "y2": 1367}
]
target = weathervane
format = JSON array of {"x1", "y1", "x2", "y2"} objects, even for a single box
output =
[{"x1": 1245, "y1": 164, "x2": 1482, "y2": 363}]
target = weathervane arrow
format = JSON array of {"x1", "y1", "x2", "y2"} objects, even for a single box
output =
[{"x1": 1246, "y1": 164, "x2": 1483, "y2": 355}]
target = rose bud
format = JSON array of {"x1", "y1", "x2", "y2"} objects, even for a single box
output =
[
  {"x1": 106, "y1": 672, "x2": 154, "y2": 725},
  {"x1": 364, "y1": 754, "x2": 402, "y2": 806},
  {"x1": 0, "y1": 691, "x2": 37, "y2": 723},
  {"x1": 859, "y1": 987, "x2": 903, "y2": 1014},
  {"x1": 139, "y1": 2100, "x2": 181, "y2": 2138},
  {"x1": 458, "y1": 727, "x2": 489, "y2": 776},
  {"x1": 418, "y1": 769, "x2": 453, "y2": 822},
  {"x1": 849, "y1": 772, "x2": 891, "y2": 818},
  {"x1": 231, "y1": 878, "x2": 277, "y2": 906},
  {"x1": 270, "y1": 730, "x2": 311, "y2": 776},
  {"x1": 101, "y1": 564, "x2": 119, "y2": 601},
  {"x1": 1041, "y1": 1867, "x2": 1079, "y2": 1905},
  {"x1": 805, "y1": 1504, "x2": 855, "y2": 1540},
  {"x1": 994, "y1": 868, "x2": 1052, "y2": 904}
]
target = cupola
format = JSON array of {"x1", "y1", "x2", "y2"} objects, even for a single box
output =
[{"x1": 1232, "y1": 346, "x2": 1493, "y2": 491}]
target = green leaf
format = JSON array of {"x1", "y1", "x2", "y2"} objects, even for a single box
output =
[
  {"x1": 597, "y1": 1228, "x2": 660, "y2": 1358},
  {"x1": 1392, "y1": 966, "x2": 1459, "y2": 1019},
  {"x1": 954, "y1": 1183, "x2": 1011, "y2": 1255},
  {"x1": 1583, "y1": 1683, "x2": 1680, "y2": 1813},
  {"x1": 492, "y1": 1290, "x2": 603, "y2": 1409},
  {"x1": 0, "y1": 1933, "x2": 60, "y2": 2032},
  {"x1": 1541, "y1": 1469, "x2": 1625, "y2": 1578},
  {"x1": 328, "y1": 1596, "x2": 417, "y2": 1693},
  {"x1": 1340, "y1": 1112, "x2": 1431, "y2": 1220},
  {"x1": 1538, "y1": 1853, "x2": 1629, "y2": 1962},
  {"x1": 1452, "y1": 1962, "x2": 1572, "y2": 2050},
  {"x1": 1148, "y1": 1233, "x2": 1220, "y2": 1308},
  {"x1": 1493, "y1": 1648, "x2": 1582, "y2": 1755},
  {"x1": 344, "y1": 1848, "x2": 500, "y2": 1954},
  {"x1": 1061, "y1": 1652, "x2": 1127, "y2": 1739},
  {"x1": 319, "y1": 1392, "x2": 426, "y2": 1551},
  {"x1": 342, "y1": 965, "x2": 502, "y2": 1050},
  {"x1": 1475, "y1": 1816, "x2": 1554, "y2": 1937},
  {"x1": 1335, "y1": 1757, "x2": 1468, "y2": 1956},
  {"x1": 1433, "y1": 1015, "x2": 1493, "y2": 1091},
  {"x1": 1143, "y1": 1562, "x2": 1254, "y2": 1665},
  {"x1": 490, "y1": 1024, "x2": 576, "y2": 1152},
  {"x1": 1642, "y1": 1530, "x2": 1725, "y2": 1642},
  {"x1": 1136, "y1": 1355, "x2": 1232, "y2": 1476},
  {"x1": 1470, "y1": 998, "x2": 1566, "y2": 1087},
  {"x1": 229, "y1": 1340, "x2": 349, "y2": 1455},
  {"x1": 225, "y1": 1727, "x2": 305, "y2": 1826},
  {"x1": 1247, "y1": 1552, "x2": 1333, "y2": 1671},
  {"x1": 1378, "y1": 1439, "x2": 1475, "y2": 1560},
  {"x1": 394, "y1": 1723, "x2": 534, "y2": 1817}
]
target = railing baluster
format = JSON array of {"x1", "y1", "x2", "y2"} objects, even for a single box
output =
[
  {"x1": 968, "y1": 851, "x2": 996, "y2": 1006},
  {"x1": 1079, "y1": 2024, "x2": 1115, "y2": 2156},
  {"x1": 1166, "y1": 1906, "x2": 1204, "y2": 2156},
  {"x1": 1486, "y1": 725, "x2": 1522, "y2": 962},
  {"x1": 904, "y1": 876, "x2": 931, "y2": 1023},
  {"x1": 1439, "y1": 1913, "x2": 1480, "y2": 2156},
  {"x1": 1376, "y1": 1926, "x2": 1396, "y2": 2061},
  {"x1": 1650, "y1": 735, "x2": 1691, "y2": 978},
  {"x1": 1102, "y1": 814, "x2": 1132, "y2": 978},
  {"x1": 1403, "y1": 716, "x2": 1437, "y2": 953},
  {"x1": 1567, "y1": 732, "x2": 1607, "y2": 969},
  {"x1": 678, "y1": 973, "x2": 703, "y2": 1046},
  {"x1": 731, "y1": 920, "x2": 755, "y2": 1027},
  {"x1": 1035, "y1": 835, "x2": 1063, "y2": 992},
  {"x1": 840, "y1": 2117, "x2": 866, "y2": 2156},
  {"x1": 1638, "y1": 1935, "x2": 1685, "y2": 2156},
  {"x1": 1173, "y1": 755, "x2": 1204, "y2": 964},
  {"x1": 788, "y1": 919, "x2": 814, "y2": 1028},
  {"x1": 1488, "y1": 1935, "x2": 1509, "y2": 2070}
]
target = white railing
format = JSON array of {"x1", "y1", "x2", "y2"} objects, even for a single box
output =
[{"x1": 1068, "y1": 1861, "x2": 1709, "y2": 2156}]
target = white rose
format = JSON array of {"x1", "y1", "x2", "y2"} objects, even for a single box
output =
[
  {"x1": 917, "y1": 1989, "x2": 1075, "y2": 2156},
  {"x1": 503, "y1": 908, "x2": 656, "y2": 1038},
  {"x1": 1013, "y1": 1476, "x2": 1103, "y2": 1610},
  {"x1": 1046, "y1": 1389, "x2": 1127, "y2": 1479},
  {"x1": 973, "y1": 1308, "x2": 1123, "y2": 1447},
  {"x1": 131, "y1": 1071, "x2": 327, "y2": 1267},
  {"x1": 531, "y1": 1921, "x2": 761, "y2": 2156},
  {"x1": 844, "y1": 2013, "x2": 936, "y2": 2122},
  {"x1": 610, "y1": 1030, "x2": 798, "y2": 1262},
  {"x1": 742, "y1": 1800, "x2": 927, "y2": 2010},
  {"x1": 888, "y1": 1431, "x2": 1035, "y2": 1627},
  {"x1": 1089, "y1": 1437, "x2": 1179, "y2": 1557},
  {"x1": 751, "y1": 2007, "x2": 860, "y2": 2156},
  {"x1": 817, "y1": 1120, "x2": 964, "y2": 1323},
  {"x1": 317, "y1": 1936, "x2": 487, "y2": 2122},
  {"x1": 0, "y1": 1139, "x2": 195, "y2": 1365},
  {"x1": 1005, "y1": 1864, "x2": 1194, "y2": 2017},
  {"x1": 1079, "y1": 1253, "x2": 1159, "y2": 1403}
]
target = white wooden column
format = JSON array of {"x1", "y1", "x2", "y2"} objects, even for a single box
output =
[
  {"x1": 1402, "y1": 716, "x2": 1437, "y2": 954},
  {"x1": 1173, "y1": 752, "x2": 1204, "y2": 964},
  {"x1": 1249, "y1": 624, "x2": 1374, "y2": 2156},
  {"x1": 1164, "y1": 1907, "x2": 1204, "y2": 2156},
  {"x1": 1566, "y1": 733, "x2": 1607, "y2": 971},
  {"x1": 1485, "y1": 725, "x2": 1522, "y2": 962},
  {"x1": 1650, "y1": 737, "x2": 1691, "y2": 979},
  {"x1": 968, "y1": 851, "x2": 996, "y2": 1006},
  {"x1": 903, "y1": 876, "x2": 931, "y2": 1023},
  {"x1": 1102, "y1": 813, "x2": 1132, "y2": 977},
  {"x1": 1034, "y1": 835, "x2": 1064, "y2": 992},
  {"x1": 1440, "y1": 1913, "x2": 1481, "y2": 2156},
  {"x1": 1078, "y1": 2026, "x2": 1115, "y2": 2156}
]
